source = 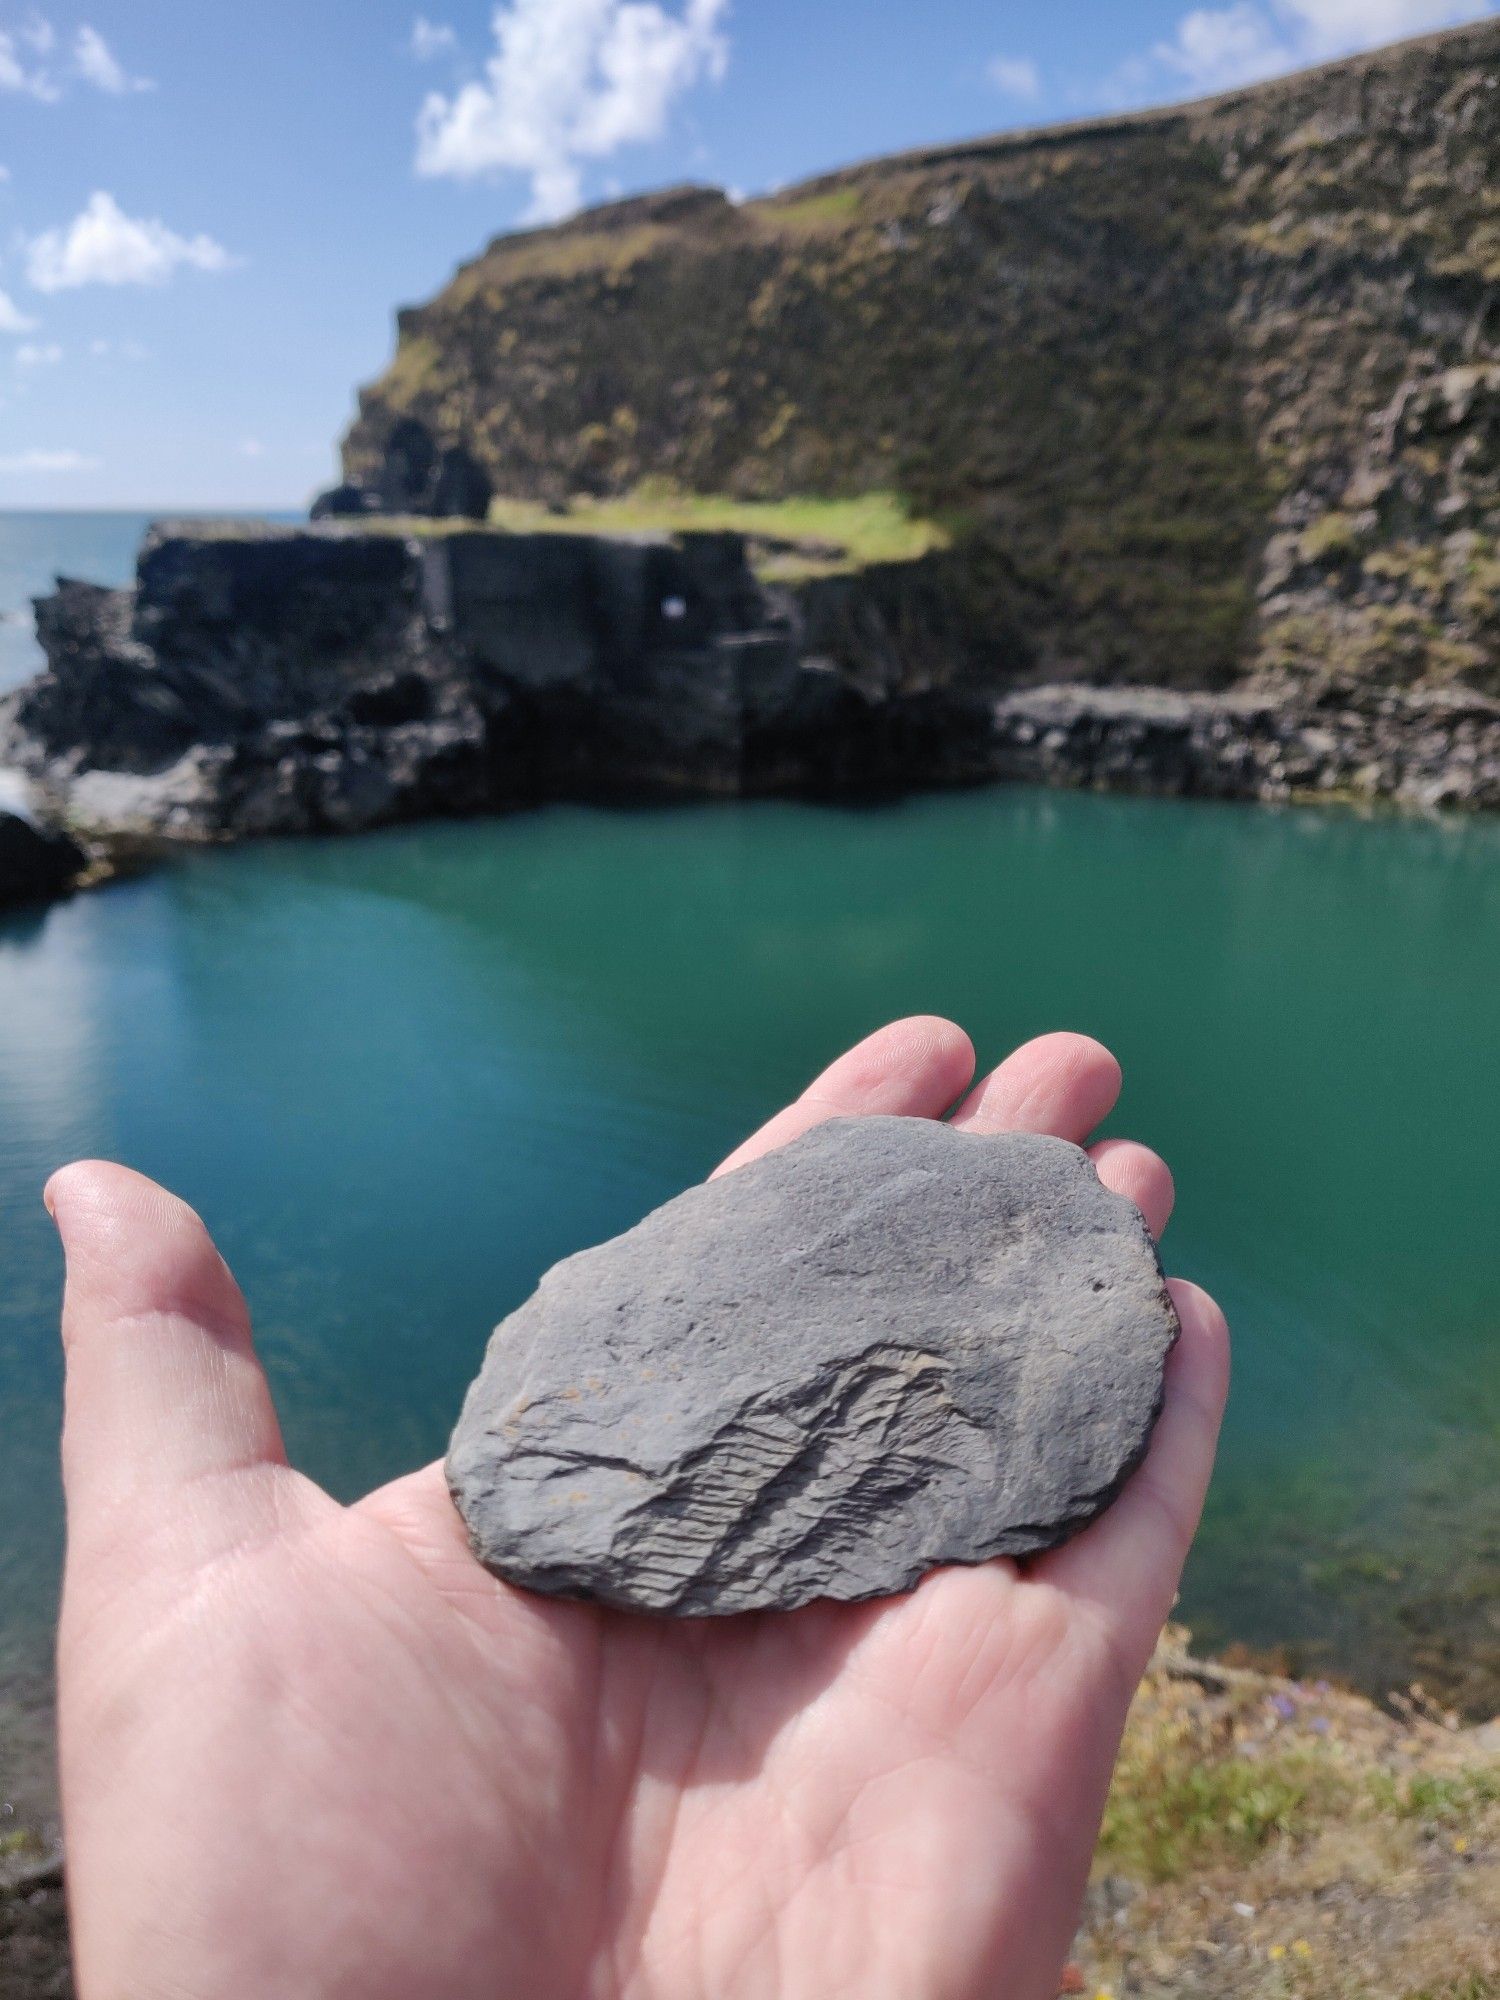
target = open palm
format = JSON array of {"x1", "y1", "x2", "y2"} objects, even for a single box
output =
[{"x1": 52, "y1": 1019, "x2": 1228, "y2": 2000}]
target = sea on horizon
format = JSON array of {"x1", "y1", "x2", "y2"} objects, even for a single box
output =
[{"x1": 0, "y1": 509, "x2": 304, "y2": 695}]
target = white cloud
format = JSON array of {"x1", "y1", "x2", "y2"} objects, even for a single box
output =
[
  {"x1": 0, "y1": 288, "x2": 36, "y2": 332},
  {"x1": 15, "y1": 340, "x2": 61, "y2": 365},
  {"x1": 0, "y1": 164, "x2": 11, "y2": 180},
  {"x1": 1282, "y1": 0, "x2": 1490, "y2": 50},
  {"x1": 238, "y1": 437, "x2": 265, "y2": 457},
  {"x1": 0, "y1": 22, "x2": 60, "y2": 98},
  {"x1": 411, "y1": 15, "x2": 457, "y2": 59},
  {"x1": 0, "y1": 447, "x2": 98, "y2": 472},
  {"x1": 987, "y1": 55, "x2": 1041, "y2": 99},
  {"x1": 74, "y1": 24, "x2": 153, "y2": 93},
  {"x1": 0, "y1": 18, "x2": 152, "y2": 99},
  {"x1": 414, "y1": 0, "x2": 730, "y2": 222},
  {"x1": 1149, "y1": 0, "x2": 1490, "y2": 93},
  {"x1": 1153, "y1": 3, "x2": 1288, "y2": 88},
  {"x1": 26, "y1": 191, "x2": 236, "y2": 291}
]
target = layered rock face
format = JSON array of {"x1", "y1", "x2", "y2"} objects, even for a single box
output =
[
  {"x1": 1, "y1": 522, "x2": 997, "y2": 840},
  {"x1": 343, "y1": 21, "x2": 1500, "y2": 699},
  {"x1": 5, "y1": 521, "x2": 1493, "y2": 843},
  {"x1": 991, "y1": 682, "x2": 1500, "y2": 812}
]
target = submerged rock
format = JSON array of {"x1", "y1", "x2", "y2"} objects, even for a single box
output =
[{"x1": 447, "y1": 1116, "x2": 1179, "y2": 1615}]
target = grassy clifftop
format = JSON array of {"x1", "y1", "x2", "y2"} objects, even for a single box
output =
[{"x1": 344, "y1": 21, "x2": 1500, "y2": 695}]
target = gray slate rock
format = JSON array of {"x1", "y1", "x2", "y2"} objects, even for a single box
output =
[{"x1": 447, "y1": 1116, "x2": 1179, "y2": 1615}]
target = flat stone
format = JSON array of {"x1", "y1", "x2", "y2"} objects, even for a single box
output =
[{"x1": 447, "y1": 1116, "x2": 1179, "y2": 1615}]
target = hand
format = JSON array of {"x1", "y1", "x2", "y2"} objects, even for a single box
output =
[{"x1": 51, "y1": 1019, "x2": 1228, "y2": 2000}]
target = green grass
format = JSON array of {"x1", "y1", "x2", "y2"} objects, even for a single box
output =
[
  {"x1": 1104, "y1": 1704, "x2": 1499, "y2": 1888},
  {"x1": 483, "y1": 486, "x2": 951, "y2": 576},
  {"x1": 1101, "y1": 1698, "x2": 1499, "y2": 1890},
  {"x1": 1101, "y1": 1755, "x2": 1339, "y2": 1882},
  {"x1": 755, "y1": 187, "x2": 863, "y2": 235},
  {"x1": 1368, "y1": 1767, "x2": 1500, "y2": 1827},
  {"x1": 1099, "y1": 1708, "x2": 1355, "y2": 1883}
]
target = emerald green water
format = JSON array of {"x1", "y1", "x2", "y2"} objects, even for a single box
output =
[{"x1": 2, "y1": 788, "x2": 1497, "y2": 1789}]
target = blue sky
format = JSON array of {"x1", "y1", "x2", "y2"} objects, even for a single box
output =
[{"x1": 1, "y1": 0, "x2": 1493, "y2": 508}]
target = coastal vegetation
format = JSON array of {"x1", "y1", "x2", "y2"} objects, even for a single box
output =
[
  {"x1": 484, "y1": 487, "x2": 952, "y2": 578},
  {"x1": 1077, "y1": 1634, "x2": 1499, "y2": 1999},
  {"x1": 363, "y1": 486, "x2": 953, "y2": 579}
]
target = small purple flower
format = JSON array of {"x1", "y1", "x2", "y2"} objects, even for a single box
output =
[{"x1": 1270, "y1": 1693, "x2": 1297, "y2": 1722}]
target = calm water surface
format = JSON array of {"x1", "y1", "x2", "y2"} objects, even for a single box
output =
[{"x1": 3, "y1": 786, "x2": 1496, "y2": 1782}]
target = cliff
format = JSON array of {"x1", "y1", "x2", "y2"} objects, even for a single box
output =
[
  {"x1": 0, "y1": 521, "x2": 995, "y2": 842},
  {"x1": 4, "y1": 522, "x2": 1495, "y2": 851},
  {"x1": 342, "y1": 20, "x2": 1500, "y2": 699},
  {"x1": 4, "y1": 23, "x2": 1497, "y2": 859}
]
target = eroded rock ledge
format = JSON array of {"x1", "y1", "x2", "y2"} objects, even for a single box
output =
[
  {"x1": 992, "y1": 681, "x2": 1500, "y2": 814},
  {"x1": 0, "y1": 522, "x2": 1493, "y2": 857}
]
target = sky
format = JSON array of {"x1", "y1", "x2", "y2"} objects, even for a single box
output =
[{"x1": 0, "y1": 0, "x2": 1494, "y2": 509}]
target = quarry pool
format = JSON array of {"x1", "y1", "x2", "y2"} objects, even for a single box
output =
[{"x1": 2, "y1": 785, "x2": 1498, "y2": 1805}]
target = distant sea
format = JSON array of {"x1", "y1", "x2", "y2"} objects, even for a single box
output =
[{"x1": 0, "y1": 509, "x2": 302, "y2": 693}]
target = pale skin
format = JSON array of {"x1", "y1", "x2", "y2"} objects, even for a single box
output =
[{"x1": 49, "y1": 1018, "x2": 1229, "y2": 2000}]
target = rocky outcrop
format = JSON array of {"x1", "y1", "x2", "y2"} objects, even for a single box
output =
[
  {"x1": 990, "y1": 680, "x2": 1500, "y2": 812},
  {"x1": 3, "y1": 522, "x2": 1492, "y2": 843},
  {"x1": 343, "y1": 20, "x2": 1500, "y2": 698},
  {"x1": 0, "y1": 805, "x2": 86, "y2": 910},
  {"x1": 311, "y1": 418, "x2": 491, "y2": 521},
  {"x1": 1, "y1": 522, "x2": 995, "y2": 841}
]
